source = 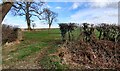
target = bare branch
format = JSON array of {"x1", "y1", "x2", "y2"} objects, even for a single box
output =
[{"x1": 30, "y1": 14, "x2": 42, "y2": 20}]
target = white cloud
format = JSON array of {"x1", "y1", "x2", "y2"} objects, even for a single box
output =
[
  {"x1": 70, "y1": 8, "x2": 118, "y2": 24},
  {"x1": 89, "y1": 2, "x2": 118, "y2": 8},
  {"x1": 55, "y1": 6, "x2": 62, "y2": 9},
  {"x1": 70, "y1": 0, "x2": 118, "y2": 10},
  {"x1": 43, "y1": 0, "x2": 119, "y2": 2},
  {"x1": 71, "y1": 2, "x2": 81, "y2": 10}
]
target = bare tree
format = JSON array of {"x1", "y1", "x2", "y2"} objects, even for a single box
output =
[
  {"x1": 43, "y1": 8, "x2": 57, "y2": 30},
  {"x1": 12, "y1": 2, "x2": 45, "y2": 31}
]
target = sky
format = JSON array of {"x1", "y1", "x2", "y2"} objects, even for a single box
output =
[{"x1": 1, "y1": 0, "x2": 119, "y2": 28}]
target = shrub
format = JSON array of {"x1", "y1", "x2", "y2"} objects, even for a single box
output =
[
  {"x1": 59, "y1": 23, "x2": 77, "y2": 41},
  {"x1": 2, "y1": 24, "x2": 21, "y2": 45},
  {"x1": 96, "y1": 23, "x2": 120, "y2": 42}
]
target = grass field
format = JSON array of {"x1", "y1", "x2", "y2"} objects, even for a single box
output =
[{"x1": 2, "y1": 28, "x2": 70, "y2": 69}]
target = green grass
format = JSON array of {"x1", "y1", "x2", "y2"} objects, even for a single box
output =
[
  {"x1": 38, "y1": 36, "x2": 68, "y2": 69},
  {"x1": 16, "y1": 42, "x2": 47, "y2": 59},
  {"x1": 22, "y1": 29, "x2": 69, "y2": 69},
  {"x1": 40, "y1": 43, "x2": 69, "y2": 69},
  {"x1": 9, "y1": 29, "x2": 61, "y2": 59},
  {"x1": 3, "y1": 28, "x2": 69, "y2": 68},
  {"x1": 40, "y1": 55, "x2": 68, "y2": 69}
]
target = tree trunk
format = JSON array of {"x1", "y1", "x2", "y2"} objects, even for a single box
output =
[
  {"x1": 48, "y1": 24, "x2": 51, "y2": 33},
  {"x1": 27, "y1": 22, "x2": 31, "y2": 31},
  {"x1": 26, "y1": 17, "x2": 31, "y2": 31},
  {"x1": 0, "y1": 2, "x2": 13, "y2": 23},
  {"x1": 49, "y1": 24, "x2": 51, "y2": 29},
  {"x1": 26, "y1": 2, "x2": 31, "y2": 31}
]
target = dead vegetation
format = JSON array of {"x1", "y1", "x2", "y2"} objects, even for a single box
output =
[
  {"x1": 52, "y1": 38, "x2": 120, "y2": 69},
  {"x1": 53, "y1": 23, "x2": 120, "y2": 69}
]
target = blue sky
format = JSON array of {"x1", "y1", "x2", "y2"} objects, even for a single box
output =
[{"x1": 1, "y1": 0, "x2": 119, "y2": 28}]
